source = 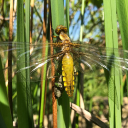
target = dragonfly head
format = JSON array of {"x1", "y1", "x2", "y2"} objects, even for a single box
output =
[{"x1": 55, "y1": 25, "x2": 67, "y2": 35}]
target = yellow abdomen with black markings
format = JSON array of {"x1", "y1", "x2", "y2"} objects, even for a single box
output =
[{"x1": 62, "y1": 53, "x2": 74, "y2": 97}]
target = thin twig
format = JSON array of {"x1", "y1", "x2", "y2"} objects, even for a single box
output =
[
  {"x1": 49, "y1": 1, "x2": 57, "y2": 127},
  {"x1": 30, "y1": 0, "x2": 34, "y2": 43},
  {"x1": 0, "y1": 0, "x2": 4, "y2": 28},
  {"x1": 0, "y1": 15, "x2": 16, "y2": 21},
  {"x1": 8, "y1": 0, "x2": 13, "y2": 119},
  {"x1": 41, "y1": 0, "x2": 47, "y2": 123},
  {"x1": 70, "y1": 102, "x2": 109, "y2": 128},
  {"x1": 34, "y1": 6, "x2": 43, "y2": 23}
]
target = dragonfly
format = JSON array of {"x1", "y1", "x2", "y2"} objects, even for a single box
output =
[{"x1": 0, "y1": 25, "x2": 128, "y2": 99}]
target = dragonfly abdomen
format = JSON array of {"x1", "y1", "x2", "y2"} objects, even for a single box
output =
[{"x1": 62, "y1": 53, "x2": 74, "y2": 97}]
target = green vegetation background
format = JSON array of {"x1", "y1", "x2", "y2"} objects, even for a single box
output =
[{"x1": 0, "y1": 0, "x2": 128, "y2": 128}]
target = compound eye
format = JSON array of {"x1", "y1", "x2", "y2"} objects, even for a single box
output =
[
  {"x1": 55, "y1": 25, "x2": 67, "y2": 34},
  {"x1": 63, "y1": 27, "x2": 67, "y2": 33}
]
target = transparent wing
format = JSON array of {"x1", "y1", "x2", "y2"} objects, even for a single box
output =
[
  {"x1": 71, "y1": 42, "x2": 128, "y2": 75},
  {"x1": 1, "y1": 41, "x2": 128, "y2": 84},
  {"x1": 1, "y1": 41, "x2": 127, "y2": 107},
  {"x1": 0, "y1": 42, "x2": 64, "y2": 82},
  {"x1": 71, "y1": 42, "x2": 128, "y2": 109}
]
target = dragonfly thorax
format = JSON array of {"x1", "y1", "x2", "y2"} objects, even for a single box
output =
[
  {"x1": 61, "y1": 42, "x2": 71, "y2": 52},
  {"x1": 59, "y1": 31, "x2": 71, "y2": 42}
]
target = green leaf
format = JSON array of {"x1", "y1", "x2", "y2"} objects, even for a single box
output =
[
  {"x1": 17, "y1": 0, "x2": 33, "y2": 128},
  {"x1": 0, "y1": 56, "x2": 13, "y2": 128},
  {"x1": 25, "y1": 0, "x2": 34, "y2": 127},
  {"x1": 90, "y1": 0, "x2": 103, "y2": 8},
  {"x1": 51, "y1": 0, "x2": 64, "y2": 30},
  {"x1": 116, "y1": 0, "x2": 128, "y2": 102},
  {"x1": 103, "y1": 0, "x2": 121, "y2": 127},
  {"x1": 51, "y1": 0, "x2": 71, "y2": 127}
]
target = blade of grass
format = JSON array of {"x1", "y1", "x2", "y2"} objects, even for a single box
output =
[
  {"x1": 75, "y1": 0, "x2": 85, "y2": 127},
  {"x1": 0, "y1": 57, "x2": 13, "y2": 128},
  {"x1": 51, "y1": 0, "x2": 64, "y2": 127},
  {"x1": 51, "y1": 0, "x2": 64, "y2": 29},
  {"x1": 65, "y1": 0, "x2": 69, "y2": 31},
  {"x1": 116, "y1": 0, "x2": 128, "y2": 49},
  {"x1": 39, "y1": 0, "x2": 48, "y2": 127},
  {"x1": 108, "y1": 4, "x2": 121, "y2": 126},
  {"x1": 116, "y1": 0, "x2": 128, "y2": 103},
  {"x1": 103, "y1": 0, "x2": 121, "y2": 127},
  {"x1": 30, "y1": 0, "x2": 34, "y2": 43},
  {"x1": 8, "y1": 0, "x2": 13, "y2": 117},
  {"x1": 51, "y1": 0, "x2": 71, "y2": 127},
  {"x1": 25, "y1": 0, "x2": 34, "y2": 127},
  {"x1": 79, "y1": 0, "x2": 85, "y2": 42},
  {"x1": 17, "y1": 0, "x2": 32, "y2": 127},
  {"x1": 50, "y1": 2, "x2": 57, "y2": 128}
]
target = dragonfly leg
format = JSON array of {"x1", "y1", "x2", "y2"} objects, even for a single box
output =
[
  {"x1": 74, "y1": 72, "x2": 78, "y2": 76},
  {"x1": 51, "y1": 42, "x2": 63, "y2": 47},
  {"x1": 48, "y1": 51, "x2": 64, "y2": 60},
  {"x1": 54, "y1": 75, "x2": 64, "y2": 98},
  {"x1": 52, "y1": 35, "x2": 58, "y2": 38},
  {"x1": 52, "y1": 28, "x2": 56, "y2": 38},
  {"x1": 55, "y1": 75, "x2": 63, "y2": 88},
  {"x1": 73, "y1": 70, "x2": 78, "y2": 81},
  {"x1": 52, "y1": 28, "x2": 60, "y2": 41},
  {"x1": 70, "y1": 43, "x2": 81, "y2": 48}
]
